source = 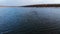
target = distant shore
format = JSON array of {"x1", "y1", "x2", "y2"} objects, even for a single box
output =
[
  {"x1": 21, "y1": 4, "x2": 60, "y2": 7},
  {"x1": 0, "y1": 4, "x2": 60, "y2": 7}
]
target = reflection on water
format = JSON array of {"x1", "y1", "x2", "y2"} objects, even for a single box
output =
[{"x1": 0, "y1": 7, "x2": 60, "y2": 34}]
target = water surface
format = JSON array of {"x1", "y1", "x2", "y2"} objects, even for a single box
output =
[{"x1": 0, "y1": 7, "x2": 60, "y2": 34}]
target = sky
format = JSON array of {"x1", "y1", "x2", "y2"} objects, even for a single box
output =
[{"x1": 0, "y1": 0, "x2": 60, "y2": 6}]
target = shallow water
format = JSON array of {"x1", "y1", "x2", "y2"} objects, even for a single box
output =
[{"x1": 0, "y1": 7, "x2": 60, "y2": 34}]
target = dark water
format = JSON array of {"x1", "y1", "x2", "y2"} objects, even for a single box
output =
[{"x1": 0, "y1": 7, "x2": 60, "y2": 34}]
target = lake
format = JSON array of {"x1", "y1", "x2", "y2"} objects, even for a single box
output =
[{"x1": 0, "y1": 7, "x2": 60, "y2": 34}]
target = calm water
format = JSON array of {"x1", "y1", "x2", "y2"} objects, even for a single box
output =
[{"x1": 0, "y1": 7, "x2": 60, "y2": 34}]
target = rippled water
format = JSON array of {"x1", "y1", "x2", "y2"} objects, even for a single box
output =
[{"x1": 0, "y1": 7, "x2": 60, "y2": 34}]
